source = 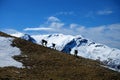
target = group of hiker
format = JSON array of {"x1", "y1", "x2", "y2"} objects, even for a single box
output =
[
  {"x1": 41, "y1": 39, "x2": 78, "y2": 57},
  {"x1": 41, "y1": 39, "x2": 56, "y2": 49}
]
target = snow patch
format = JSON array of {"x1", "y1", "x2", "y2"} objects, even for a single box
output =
[
  {"x1": 0, "y1": 36, "x2": 22, "y2": 68},
  {"x1": 101, "y1": 65, "x2": 120, "y2": 72}
]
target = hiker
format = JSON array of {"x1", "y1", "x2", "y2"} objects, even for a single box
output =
[
  {"x1": 69, "y1": 48, "x2": 71, "y2": 54},
  {"x1": 74, "y1": 50, "x2": 78, "y2": 57},
  {"x1": 52, "y1": 43, "x2": 56, "y2": 49},
  {"x1": 41, "y1": 39, "x2": 47, "y2": 47}
]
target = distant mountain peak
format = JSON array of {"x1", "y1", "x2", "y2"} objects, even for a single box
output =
[{"x1": 21, "y1": 34, "x2": 36, "y2": 43}]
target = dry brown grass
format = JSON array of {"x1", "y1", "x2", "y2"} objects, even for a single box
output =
[
  {"x1": 0, "y1": 31, "x2": 120, "y2": 80},
  {"x1": 0, "y1": 31, "x2": 14, "y2": 37}
]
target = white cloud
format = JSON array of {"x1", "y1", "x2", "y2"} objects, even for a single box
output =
[
  {"x1": 55, "y1": 11, "x2": 75, "y2": 16},
  {"x1": 70, "y1": 24, "x2": 78, "y2": 29},
  {"x1": 48, "y1": 16, "x2": 60, "y2": 22},
  {"x1": 24, "y1": 27, "x2": 53, "y2": 31},
  {"x1": 48, "y1": 16, "x2": 64, "y2": 28},
  {"x1": 97, "y1": 10, "x2": 113, "y2": 15},
  {"x1": 24, "y1": 16, "x2": 64, "y2": 32},
  {"x1": 49, "y1": 22, "x2": 64, "y2": 28},
  {"x1": 109, "y1": 23, "x2": 120, "y2": 30},
  {"x1": 86, "y1": 10, "x2": 113, "y2": 18}
]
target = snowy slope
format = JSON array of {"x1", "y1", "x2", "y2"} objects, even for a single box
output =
[
  {"x1": 32, "y1": 34, "x2": 74, "y2": 50},
  {"x1": 31, "y1": 34, "x2": 120, "y2": 70},
  {"x1": 10, "y1": 32, "x2": 24, "y2": 37},
  {"x1": 0, "y1": 36, "x2": 22, "y2": 68}
]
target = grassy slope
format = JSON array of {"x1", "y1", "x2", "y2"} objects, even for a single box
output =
[{"x1": 0, "y1": 31, "x2": 120, "y2": 80}]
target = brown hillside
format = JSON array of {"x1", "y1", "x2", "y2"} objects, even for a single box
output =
[{"x1": 0, "y1": 31, "x2": 120, "y2": 80}]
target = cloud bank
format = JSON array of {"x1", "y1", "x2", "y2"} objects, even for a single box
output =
[{"x1": 75, "y1": 24, "x2": 120, "y2": 49}]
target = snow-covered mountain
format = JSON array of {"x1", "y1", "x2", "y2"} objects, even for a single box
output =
[
  {"x1": 21, "y1": 34, "x2": 36, "y2": 43},
  {"x1": 29, "y1": 34, "x2": 120, "y2": 71}
]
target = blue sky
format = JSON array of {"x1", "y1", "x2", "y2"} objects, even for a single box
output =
[{"x1": 0, "y1": 0, "x2": 120, "y2": 49}]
